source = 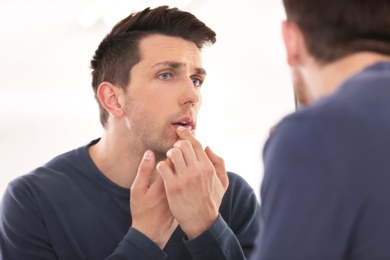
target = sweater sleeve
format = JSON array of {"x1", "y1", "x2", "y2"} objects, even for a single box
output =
[{"x1": 252, "y1": 116, "x2": 346, "y2": 260}]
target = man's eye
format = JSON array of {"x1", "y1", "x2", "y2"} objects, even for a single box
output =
[
  {"x1": 158, "y1": 73, "x2": 171, "y2": 80},
  {"x1": 192, "y1": 78, "x2": 203, "y2": 87}
]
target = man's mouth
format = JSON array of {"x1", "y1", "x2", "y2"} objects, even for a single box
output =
[
  {"x1": 172, "y1": 118, "x2": 194, "y2": 130},
  {"x1": 175, "y1": 122, "x2": 190, "y2": 126}
]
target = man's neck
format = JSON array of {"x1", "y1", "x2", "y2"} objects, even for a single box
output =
[
  {"x1": 307, "y1": 52, "x2": 390, "y2": 100},
  {"x1": 88, "y1": 129, "x2": 144, "y2": 189}
]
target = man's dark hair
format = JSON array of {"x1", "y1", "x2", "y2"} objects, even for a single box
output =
[
  {"x1": 90, "y1": 5, "x2": 216, "y2": 127},
  {"x1": 283, "y1": 0, "x2": 390, "y2": 64}
]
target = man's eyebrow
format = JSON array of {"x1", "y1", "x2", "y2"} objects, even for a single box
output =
[
  {"x1": 195, "y1": 68, "x2": 207, "y2": 75},
  {"x1": 151, "y1": 61, "x2": 207, "y2": 75}
]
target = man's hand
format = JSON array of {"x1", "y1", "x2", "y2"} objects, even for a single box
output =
[
  {"x1": 130, "y1": 150, "x2": 178, "y2": 249},
  {"x1": 157, "y1": 127, "x2": 229, "y2": 240}
]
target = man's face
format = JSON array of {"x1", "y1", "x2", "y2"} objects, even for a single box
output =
[{"x1": 122, "y1": 34, "x2": 205, "y2": 158}]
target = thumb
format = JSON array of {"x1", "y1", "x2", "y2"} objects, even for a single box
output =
[
  {"x1": 132, "y1": 150, "x2": 155, "y2": 193},
  {"x1": 205, "y1": 146, "x2": 229, "y2": 190}
]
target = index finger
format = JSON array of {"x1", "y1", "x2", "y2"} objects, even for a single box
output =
[{"x1": 176, "y1": 126, "x2": 207, "y2": 161}]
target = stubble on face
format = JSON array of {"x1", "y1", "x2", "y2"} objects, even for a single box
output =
[
  {"x1": 123, "y1": 98, "x2": 173, "y2": 159},
  {"x1": 123, "y1": 95, "x2": 197, "y2": 161}
]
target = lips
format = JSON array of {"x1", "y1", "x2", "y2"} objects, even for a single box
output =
[{"x1": 172, "y1": 117, "x2": 194, "y2": 130}]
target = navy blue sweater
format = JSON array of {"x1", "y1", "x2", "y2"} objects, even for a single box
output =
[
  {"x1": 252, "y1": 62, "x2": 390, "y2": 259},
  {"x1": 1, "y1": 140, "x2": 260, "y2": 259}
]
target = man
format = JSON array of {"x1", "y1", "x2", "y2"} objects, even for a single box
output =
[
  {"x1": 253, "y1": 0, "x2": 390, "y2": 259},
  {"x1": 0, "y1": 6, "x2": 260, "y2": 259}
]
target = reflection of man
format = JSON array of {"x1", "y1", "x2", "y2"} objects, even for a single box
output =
[
  {"x1": 1, "y1": 6, "x2": 260, "y2": 259},
  {"x1": 253, "y1": 0, "x2": 390, "y2": 259}
]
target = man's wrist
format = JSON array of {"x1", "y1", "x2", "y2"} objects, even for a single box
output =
[{"x1": 182, "y1": 214, "x2": 219, "y2": 240}]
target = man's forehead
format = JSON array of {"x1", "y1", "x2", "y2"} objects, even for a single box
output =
[
  {"x1": 136, "y1": 35, "x2": 204, "y2": 72},
  {"x1": 139, "y1": 35, "x2": 201, "y2": 57},
  {"x1": 151, "y1": 61, "x2": 206, "y2": 75}
]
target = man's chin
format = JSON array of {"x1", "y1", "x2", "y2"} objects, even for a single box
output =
[{"x1": 152, "y1": 142, "x2": 176, "y2": 159}]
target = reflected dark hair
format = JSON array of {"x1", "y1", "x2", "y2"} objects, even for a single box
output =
[
  {"x1": 90, "y1": 5, "x2": 216, "y2": 127},
  {"x1": 283, "y1": 0, "x2": 390, "y2": 64}
]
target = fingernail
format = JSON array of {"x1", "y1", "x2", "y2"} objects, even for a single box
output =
[
  {"x1": 177, "y1": 126, "x2": 186, "y2": 132},
  {"x1": 191, "y1": 129, "x2": 196, "y2": 136},
  {"x1": 143, "y1": 150, "x2": 153, "y2": 160}
]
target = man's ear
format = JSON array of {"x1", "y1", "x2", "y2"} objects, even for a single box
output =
[
  {"x1": 96, "y1": 82, "x2": 125, "y2": 118},
  {"x1": 281, "y1": 21, "x2": 304, "y2": 67}
]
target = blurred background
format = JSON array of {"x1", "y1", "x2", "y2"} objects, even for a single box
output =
[{"x1": 0, "y1": 0, "x2": 294, "y2": 201}]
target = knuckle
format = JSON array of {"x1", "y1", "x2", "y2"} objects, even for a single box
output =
[
  {"x1": 130, "y1": 186, "x2": 139, "y2": 197},
  {"x1": 174, "y1": 140, "x2": 192, "y2": 150},
  {"x1": 193, "y1": 169, "x2": 203, "y2": 179},
  {"x1": 204, "y1": 162, "x2": 215, "y2": 175},
  {"x1": 167, "y1": 147, "x2": 182, "y2": 159},
  {"x1": 218, "y1": 157, "x2": 225, "y2": 164},
  {"x1": 214, "y1": 155, "x2": 224, "y2": 165},
  {"x1": 169, "y1": 183, "x2": 181, "y2": 194},
  {"x1": 156, "y1": 161, "x2": 165, "y2": 172}
]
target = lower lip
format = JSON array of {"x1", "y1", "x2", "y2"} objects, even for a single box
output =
[{"x1": 172, "y1": 124, "x2": 192, "y2": 131}]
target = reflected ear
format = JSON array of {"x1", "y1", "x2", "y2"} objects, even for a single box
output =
[
  {"x1": 281, "y1": 21, "x2": 303, "y2": 66},
  {"x1": 96, "y1": 82, "x2": 124, "y2": 118}
]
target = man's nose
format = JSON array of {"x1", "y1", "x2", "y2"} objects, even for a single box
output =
[{"x1": 178, "y1": 78, "x2": 200, "y2": 106}]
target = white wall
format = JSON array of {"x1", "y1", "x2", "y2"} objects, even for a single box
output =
[{"x1": 0, "y1": 0, "x2": 294, "y2": 201}]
